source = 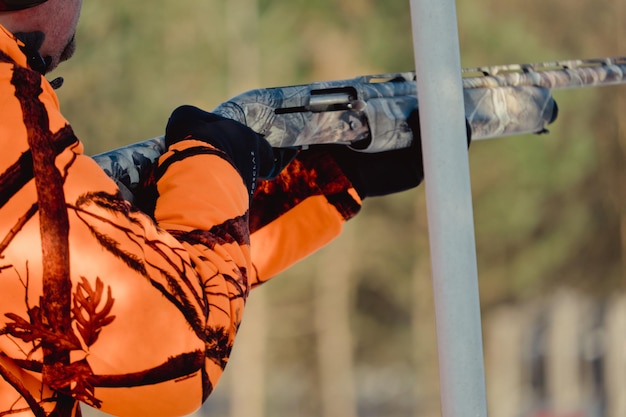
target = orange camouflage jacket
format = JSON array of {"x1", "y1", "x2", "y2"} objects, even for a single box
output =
[{"x1": 0, "y1": 25, "x2": 361, "y2": 417}]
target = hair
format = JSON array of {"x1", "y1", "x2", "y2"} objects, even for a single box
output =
[{"x1": 0, "y1": 0, "x2": 48, "y2": 11}]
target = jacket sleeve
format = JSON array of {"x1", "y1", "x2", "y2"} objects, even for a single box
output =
[
  {"x1": 0, "y1": 63, "x2": 252, "y2": 417},
  {"x1": 249, "y1": 150, "x2": 362, "y2": 285}
]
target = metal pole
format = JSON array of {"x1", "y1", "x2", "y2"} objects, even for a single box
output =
[{"x1": 409, "y1": 1, "x2": 489, "y2": 417}]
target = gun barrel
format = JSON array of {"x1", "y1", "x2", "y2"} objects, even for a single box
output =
[{"x1": 462, "y1": 57, "x2": 626, "y2": 90}]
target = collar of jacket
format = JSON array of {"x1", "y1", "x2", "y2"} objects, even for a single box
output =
[{"x1": 0, "y1": 24, "x2": 35, "y2": 69}]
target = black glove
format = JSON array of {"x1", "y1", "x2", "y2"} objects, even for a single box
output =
[
  {"x1": 321, "y1": 110, "x2": 424, "y2": 198},
  {"x1": 165, "y1": 105, "x2": 275, "y2": 198},
  {"x1": 322, "y1": 142, "x2": 423, "y2": 198},
  {"x1": 322, "y1": 110, "x2": 471, "y2": 198}
]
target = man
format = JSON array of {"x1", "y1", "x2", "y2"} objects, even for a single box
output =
[{"x1": 0, "y1": 0, "x2": 423, "y2": 416}]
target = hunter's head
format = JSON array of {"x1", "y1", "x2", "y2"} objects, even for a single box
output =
[{"x1": 0, "y1": 0, "x2": 82, "y2": 73}]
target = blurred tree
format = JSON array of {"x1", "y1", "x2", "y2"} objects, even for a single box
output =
[{"x1": 314, "y1": 230, "x2": 358, "y2": 417}]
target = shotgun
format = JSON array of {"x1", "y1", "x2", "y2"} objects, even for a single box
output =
[{"x1": 92, "y1": 56, "x2": 626, "y2": 199}]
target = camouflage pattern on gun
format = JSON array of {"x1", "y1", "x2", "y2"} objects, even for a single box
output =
[{"x1": 92, "y1": 56, "x2": 626, "y2": 199}]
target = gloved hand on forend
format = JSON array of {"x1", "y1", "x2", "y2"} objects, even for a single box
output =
[{"x1": 322, "y1": 110, "x2": 472, "y2": 198}]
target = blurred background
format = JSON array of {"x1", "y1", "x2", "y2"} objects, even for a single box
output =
[{"x1": 62, "y1": 0, "x2": 626, "y2": 416}]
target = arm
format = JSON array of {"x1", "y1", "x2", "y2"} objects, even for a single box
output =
[
  {"x1": 249, "y1": 150, "x2": 362, "y2": 284},
  {"x1": 249, "y1": 111, "x2": 427, "y2": 283}
]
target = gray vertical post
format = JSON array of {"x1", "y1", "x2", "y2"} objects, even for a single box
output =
[{"x1": 409, "y1": 1, "x2": 489, "y2": 417}]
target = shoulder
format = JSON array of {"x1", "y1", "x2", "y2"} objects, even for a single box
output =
[{"x1": 1, "y1": 60, "x2": 66, "y2": 129}]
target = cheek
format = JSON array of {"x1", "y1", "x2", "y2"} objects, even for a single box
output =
[
  {"x1": 61, "y1": 0, "x2": 83, "y2": 32},
  {"x1": 73, "y1": 0, "x2": 83, "y2": 26},
  {"x1": 60, "y1": 3, "x2": 82, "y2": 46},
  {"x1": 67, "y1": 5, "x2": 82, "y2": 34}
]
